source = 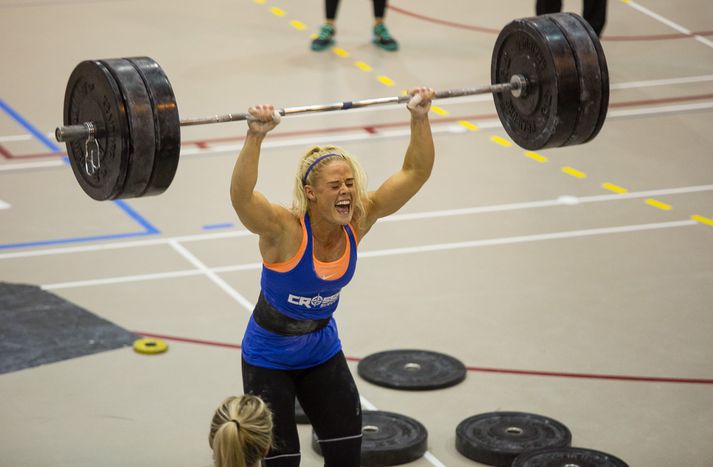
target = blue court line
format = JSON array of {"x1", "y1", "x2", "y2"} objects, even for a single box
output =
[
  {"x1": 202, "y1": 222, "x2": 235, "y2": 230},
  {"x1": 0, "y1": 99, "x2": 61, "y2": 152},
  {"x1": 0, "y1": 99, "x2": 161, "y2": 249}
]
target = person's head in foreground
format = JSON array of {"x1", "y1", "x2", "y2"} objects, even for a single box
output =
[{"x1": 209, "y1": 395, "x2": 273, "y2": 467}]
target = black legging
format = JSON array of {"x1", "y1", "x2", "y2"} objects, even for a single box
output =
[
  {"x1": 326, "y1": 0, "x2": 387, "y2": 21},
  {"x1": 536, "y1": 0, "x2": 607, "y2": 36},
  {"x1": 242, "y1": 351, "x2": 362, "y2": 467}
]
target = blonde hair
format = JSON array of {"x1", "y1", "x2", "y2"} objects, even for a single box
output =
[
  {"x1": 292, "y1": 145, "x2": 368, "y2": 224},
  {"x1": 209, "y1": 395, "x2": 273, "y2": 467}
]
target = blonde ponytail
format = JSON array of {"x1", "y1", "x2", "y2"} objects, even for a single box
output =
[{"x1": 209, "y1": 395, "x2": 273, "y2": 467}]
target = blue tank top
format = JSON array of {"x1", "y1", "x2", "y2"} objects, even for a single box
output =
[{"x1": 242, "y1": 214, "x2": 358, "y2": 370}]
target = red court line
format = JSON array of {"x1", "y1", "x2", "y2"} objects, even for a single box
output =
[
  {"x1": 387, "y1": 4, "x2": 713, "y2": 41},
  {"x1": 134, "y1": 331, "x2": 713, "y2": 385},
  {"x1": 4, "y1": 92, "x2": 713, "y2": 160}
]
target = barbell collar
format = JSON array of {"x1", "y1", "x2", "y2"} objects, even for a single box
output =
[{"x1": 55, "y1": 77, "x2": 524, "y2": 142}]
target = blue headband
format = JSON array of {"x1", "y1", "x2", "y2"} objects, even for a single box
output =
[{"x1": 302, "y1": 153, "x2": 339, "y2": 185}]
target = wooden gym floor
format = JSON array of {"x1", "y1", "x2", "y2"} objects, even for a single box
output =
[{"x1": 1, "y1": 0, "x2": 712, "y2": 466}]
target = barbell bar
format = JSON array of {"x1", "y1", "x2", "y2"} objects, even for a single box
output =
[
  {"x1": 55, "y1": 12, "x2": 609, "y2": 201},
  {"x1": 55, "y1": 76, "x2": 526, "y2": 142}
]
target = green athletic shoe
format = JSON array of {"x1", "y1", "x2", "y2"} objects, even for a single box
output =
[
  {"x1": 372, "y1": 23, "x2": 398, "y2": 51},
  {"x1": 311, "y1": 24, "x2": 335, "y2": 51}
]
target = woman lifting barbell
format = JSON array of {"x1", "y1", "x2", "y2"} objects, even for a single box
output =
[{"x1": 231, "y1": 87, "x2": 435, "y2": 467}]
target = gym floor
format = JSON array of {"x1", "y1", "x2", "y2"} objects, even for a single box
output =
[{"x1": 1, "y1": 0, "x2": 712, "y2": 466}]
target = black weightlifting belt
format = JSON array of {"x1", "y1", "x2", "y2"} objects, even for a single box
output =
[{"x1": 253, "y1": 292, "x2": 331, "y2": 336}]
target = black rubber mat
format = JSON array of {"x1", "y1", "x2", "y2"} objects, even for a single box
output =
[{"x1": 0, "y1": 282, "x2": 137, "y2": 374}]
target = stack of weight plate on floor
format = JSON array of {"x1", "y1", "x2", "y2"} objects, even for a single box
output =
[
  {"x1": 307, "y1": 349, "x2": 467, "y2": 466},
  {"x1": 62, "y1": 57, "x2": 180, "y2": 200},
  {"x1": 455, "y1": 411, "x2": 629, "y2": 466}
]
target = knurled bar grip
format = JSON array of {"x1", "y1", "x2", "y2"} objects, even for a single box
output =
[{"x1": 55, "y1": 76, "x2": 523, "y2": 143}]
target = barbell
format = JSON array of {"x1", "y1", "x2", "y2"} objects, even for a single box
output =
[{"x1": 55, "y1": 12, "x2": 608, "y2": 201}]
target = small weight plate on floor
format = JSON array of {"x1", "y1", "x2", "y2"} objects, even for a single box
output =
[
  {"x1": 357, "y1": 349, "x2": 466, "y2": 390},
  {"x1": 512, "y1": 446, "x2": 629, "y2": 466},
  {"x1": 125, "y1": 57, "x2": 180, "y2": 197},
  {"x1": 100, "y1": 58, "x2": 156, "y2": 199},
  {"x1": 133, "y1": 338, "x2": 168, "y2": 354},
  {"x1": 312, "y1": 410, "x2": 428, "y2": 466},
  {"x1": 456, "y1": 412, "x2": 572, "y2": 466},
  {"x1": 62, "y1": 60, "x2": 130, "y2": 201},
  {"x1": 491, "y1": 14, "x2": 580, "y2": 149},
  {"x1": 295, "y1": 398, "x2": 310, "y2": 424}
]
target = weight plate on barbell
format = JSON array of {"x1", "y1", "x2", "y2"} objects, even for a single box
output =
[
  {"x1": 569, "y1": 14, "x2": 609, "y2": 144},
  {"x1": 456, "y1": 412, "x2": 572, "y2": 466},
  {"x1": 491, "y1": 14, "x2": 580, "y2": 150},
  {"x1": 63, "y1": 60, "x2": 130, "y2": 201},
  {"x1": 358, "y1": 349, "x2": 467, "y2": 390},
  {"x1": 548, "y1": 13, "x2": 607, "y2": 145},
  {"x1": 126, "y1": 57, "x2": 180, "y2": 197},
  {"x1": 512, "y1": 446, "x2": 629, "y2": 467},
  {"x1": 100, "y1": 58, "x2": 156, "y2": 199},
  {"x1": 312, "y1": 410, "x2": 428, "y2": 466}
]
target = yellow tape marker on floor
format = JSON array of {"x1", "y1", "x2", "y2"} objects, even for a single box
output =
[
  {"x1": 490, "y1": 135, "x2": 512, "y2": 147},
  {"x1": 524, "y1": 151, "x2": 548, "y2": 163},
  {"x1": 645, "y1": 198, "x2": 673, "y2": 211},
  {"x1": 290, "y1": 20, "x2": 306, "y2": 30},
  {"x1": 430, "y1": 106, "x2": 449, "y2": 116},
  {"x1": 332, "y1": 48, "x2": 350, "y2": 57},
  {"x1": 691, "y1": 214, "x2": 713, "y2": 227},
  {"x1": 254, "y1": 0, "x2": 266, "y2": 4},
  {"x1": 270, "y1": 7, "x2": 286, "y2": 16},
  {"x1": 601, "y1": 182, "x2": 628, "y2": 194},
  {"x1": 561, "y1": 166, "x2": 587, "y2": 178},
  {"x1": 377, "y1": 76, "x2": 395, "y2": 86},
  {"x1": 458, "y1": 120, "x2": 479, "y2": 131},
  {"x1": 355, "y1": 61, "x2": 372, "y2": 72}
]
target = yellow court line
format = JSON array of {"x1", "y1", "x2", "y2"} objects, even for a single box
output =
[
  {"x1": 290, "y1": 20, "x2": 306, "y2": 30},
  {"x1": 430, "y1": 106, "x2": 449, "y2": 116},
  {"x1": 601, "y1": 182, "x2": 628, "y2": 194},
  {"x1": 458, "y1": 120, "x2": 479, "y2": 131},
  {"x1": 561, "y1": 166, "x2": 587, "y2": 179},
  {"x1": 270, "y1": 7, "x2": 286, "y2": 16},
  {"x1": 524, "y1": 151, "x2": 548, "y2": 163},
  {"x1": 332, "y1": 48, "x2": 350, "y2": 58},
  {"x1": 377, "y1": 76, "x2": 395, "y2": 86},
  {"x1": 490, "y1": 136, "x2": 512, "y2": 147},
  {"x1": 645, "y1": 198, "x2": 673, "y2": 211},
  {"x1": 355, "y1": 61, "x2": 372, "y2": 72},
  {"x1": 691, "y1": 215, "x2": 713, "y2": 227}
]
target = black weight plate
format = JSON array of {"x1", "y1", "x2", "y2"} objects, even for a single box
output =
[
  {"x1": 100, "y1": 58, "x2": 156, "y2": 199},
  {"x1": 312, "y1": 410, "x2": 428, "y2": 466},
  {"x1": 63, "y1": 60, "x2": 130, "y2": 201},
  {"x1": 456, "y1": 412, "x2": 572, "y2": 466},
  {"x1": 513, "y1": 447, "x2": 629, "y2": 467},
  {"x1": 491, "y1": 15, "x2": 580, "y2": 149},
  {"x1": 295, "y1": 398, "x2": 310, "y2": 424},
  {"x1": 126, "y1": 57, "x2": 180, "y2": 197},
  {"x1": 357, "y1": 349, "x2": 466, "y2": 390},
  {"x1": 569, "y1": 14, "x2": 609, "y2": 143},
  {"x1": 547, "y1": 13, "x2": 604, "y2": 145}
]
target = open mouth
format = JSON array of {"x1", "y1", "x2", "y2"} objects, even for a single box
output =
[{"x1": 335, "y1": 199, "x2": 351, "y2": 216}]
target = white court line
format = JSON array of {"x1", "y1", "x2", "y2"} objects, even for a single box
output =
[
  {"x1": 625, "y1": 0, "x2": 713, "y2": 49},
  {"x1": 5, "y1": 183, "x2": 712, "y2": 261},
  {"x1": 41, "y1": 219, "x2": 697, "y2": 290},
  {"x1": 169, "y1": 240, "x2": 255, "y2": 312},
  {"x1": 0, "y1": 200, "x2": 10, "y2": 210},
  {"x1": 0, "y1": 159, "x2": 65, "y2": 171},
  {"x1": 609, "y1": 101, "x2": 713, "y2": 118},
  {"x1": 611, "y1": 75, "x2": 713, "y2": 90}
]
